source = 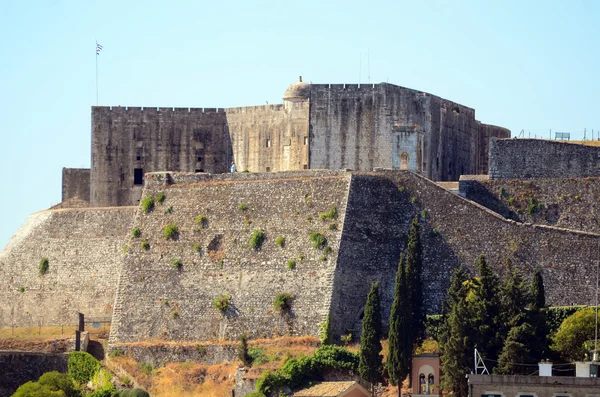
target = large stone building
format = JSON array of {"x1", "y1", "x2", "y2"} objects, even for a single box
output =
[{"x1": 81, "y1": 78, "x2": 510, "y2": 207}]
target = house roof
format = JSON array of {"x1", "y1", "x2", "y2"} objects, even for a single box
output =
[{"x1": 293, "y1": 381, "x2": 366, "y2": 397}]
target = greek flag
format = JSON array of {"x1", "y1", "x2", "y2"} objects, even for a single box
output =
[{"x1": 96, "y1": 42, "x2": 103, "y2": 55}]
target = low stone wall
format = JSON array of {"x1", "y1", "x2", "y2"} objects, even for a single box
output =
[
  {"x1": 110, "y1": 342, "x2": 237, "y2": 367},
  {"x1": 0, "y1": 351, "x2": 69, "y2": 396}
]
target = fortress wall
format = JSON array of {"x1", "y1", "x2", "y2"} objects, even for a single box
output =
[
  {"x1": 225, "y1": 102, "x2": 309, "y2": 172},
  {"x1": 476, "y1": 124, "x2": 511, "y2": 175},
  {"x1": 330, "y1": 171, "x2": 600, "y2": 337},
  {"x1": 489, "y1": 138, "x2": 600, "y2": 179},
  {"x1": 0, "y1": 352, "x2": 69, "y2": 397},
  {"x1": 0, "y1": 207, "x2": 135, "y2": 328},
  {"x1": 109, "y1": 171, "x2": 351, "y2": 344},
  {"x1": 460, "y1": 175, "x2": 600, "y2": 234},
  {"x1": 90, "y1": 106, "x2": 232, "y2": 207},
  {"x1": 62, "y1": 168, "x2": 90, "y2": 203},
  {"x1": 308, "y1": 84, "x2": 507, "y2": 181}
]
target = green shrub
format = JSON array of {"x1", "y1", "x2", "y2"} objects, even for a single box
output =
[
  {"x1": 328, "y1": 223, "x2": 338, "y2": 231},
  {"x1": 90, "y1": 368, "x2": 114, "y2": 392},
  {"x1": 249, "y1": 230, "x2": 265, "y2": 250},
  {"x1": 323, "y1": 246, "x2": 333, "y2": 255},
  {"x1": 238, "y1": 334, "x2": 251, "y2": 366},
  {"x1": 170, "y1": 310, "x2": 180, "y2": 319},
  {"x1": 398, "y1": 186, "x2": 406, "y2": 193},
  {"x1": 38, "y1": 371, "x2": 79, "y2": 397},
  {"x1": 547, "y1": 306, "x2": 586, "y2": 334},
  {"x1": 171, "y1": 258, "x2": 183, "y2": 270},
  {"x1": 192, "y1": 243, "x2": 203, "y2": 254},
  {"x1": 309, "y1": 232, "x2": 327, "y2": 249},
  {"x1": 164, "y1": 206, "x2": 173, "y2": 214},
  {"x1": 238, "y1": 203, "x2": 248, "y2": 211},
  {"x1": 318, "y1": 207, "x2": 338, "y2": 220},
  {"x1": 162, "y1": 223, "x2": 179, "y2": 239},
  {"x1": 141, "y1": 241, "x2": 150, "y2": 250},
  {"x1": 248, "y1": 346, "x2": 270, "y2": 365},
  {"x1": 213, "y1": 294, "x2": 232, "y2": 312},
  {"x1": 141, "y1": 195, "x2": 155, "y2": 212},
  {"x1": 527, "y1": 198, "x2": 544, "y2": 215},
  {"x1": 254, "y1": 345, "x2": 358, "y2": 395},
  {"x1": 195, "y1": 214, "x2": 209, "y2": 228},
  {"x1": 319, "y1": 254, "x2": 327, "y2": 261},
  {"x1": 410, "y1": 196, "x2": 417, "y2": 204},
  {"x1": 131, "y1": 227, "x2": 141, "y2": 238},
  {"x1": 319, "y1": 315, "x2": 331, "y2": 345},
  {"x1": 19, "y1": 286, "x2": 25, "y2": 293},
  {"x1": 273, "y1": 292, "x2": 294, "y2": 314},
  {"x1": 421, "y1": 209, "x2": 427, "y2": 219},
  {"x1": 39, "y1": 257, "x2": 49, "y2": 275},
  {"x1": 298, "y1": 254, "x2": 305, "y2": 262},
  {"x1": 139, "y1": 363, "x2": 154, "y2": 375},
  {"x1": 287, "y1": 260, "x2": 296, "y2": 270},
  {"x1": 507, "y1": 197, "x2": 515, "y2": 205},
  {"x1": 68, "y1": 351, "x2": 100, "y2": 384},
  {"x1": 156, "y1": 192, "x2": 166, "y2": 204},
  {"x1": 340, "y1": 333, "x2": 352, "y2": 346},
  {"x1": 109, "y1": 348, "x2": 124, "y2": 358},
  {"x1": 12, "y1": 381, "x2": 63, "y2": 397},
  {"x1": 87, "y1": 389, "x2": 116, "y2": 397},
  {"x1": 275, "y1": 236, "x2": 286, "y2": 247},
  {"x1": 425, "y1": 314, "x2": 443, "y2": 340},
  {"x1": 498, "y1": 186, "x2": 504, "y2": 199}
]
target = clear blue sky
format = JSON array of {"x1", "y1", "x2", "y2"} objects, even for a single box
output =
[{"x1": 1, "y1": 0, "x2": 599, "y2": 249}]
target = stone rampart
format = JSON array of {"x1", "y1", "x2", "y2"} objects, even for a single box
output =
[
  {"x1": 489, "y1": 138, "x2": 600, "y2": 179},
  {"x1": 62, "y1": 168, "x2": 90, "y2": 204},
  {"x1": 460, "y1": 175, "x2": 600, "y2": 234},
  {"x1": 0, "y1": 351, "x2": 69, "y2": 396},
  {"x1": 110, "y1": 170, "x2": 600, "y2": 346},
  {"x1": 109, "y1": 171, "x2": 351, "y2": 345},
  {"x1": 0, "y1": 207, "x2": 135, "y2": 328}
]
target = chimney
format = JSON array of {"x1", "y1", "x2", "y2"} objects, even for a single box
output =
[
  {"x1": 538, "y1": 360, "x2": 552, "y2": 377},
  {"x1": 576, "y1": 361, "x2": 591, "y2": 377}
]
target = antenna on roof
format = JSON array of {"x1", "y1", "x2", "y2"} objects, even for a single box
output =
[
  {"x1": 368, "y1": 48, "x2": 370, "y2": 84},
  {"x1": 359, "y1": 52, "x2": 361, "y2": 85}
]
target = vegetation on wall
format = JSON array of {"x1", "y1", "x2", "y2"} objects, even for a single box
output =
[
  {"x1": 249, "y1": 229, "x2": 265, "y2": 250},
  {"x1": 213, "y1": 294, "x2": 232, "y2": 313},
  {"x1": 68, "y1": 351, "x2": 101, "y2": 384},
  {"x1": 195, "y1": 214, "x2": 208, "y2": 228},
  {"x1": 155, "y1": 192, "x2": 166, "y2": 204},
  {"x1": 318, "y1": 206, "x2": 338, "y2": 220},
  {"x1": 275, "y1": 236, "x2": 286, "y2": 247},
  {"x1": 39, "y1": 257, "x2": 49, "y2": 275},
  {"x1": 141, "y1": 195, "x2": 155, "y2": 213},
  {"x1": 131, "y1": 227, "x2": 141, "y2": 238},
  {"x1": 162, "y1": 223, "x2": 179, "y2": 240},
  {"x1": 273, "y1": 292, "x2": 294, "y2": 314},
  {"x1": 309, "y1": 232, "x2": 327, "y2": 249}
]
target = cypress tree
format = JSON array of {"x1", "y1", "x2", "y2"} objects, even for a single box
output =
[
  {"x1": 500, "y1": 259, "x2": 529, "y2": 329},
  {"x1": 406, "y1": 215, "x2": 424, "y2": 340},
  {"x1": 387, "y1": 254, "x2": 413, "y2": 396},
  {"x1": 495, "y1": 322, "x2": 536, "y2": 375},
  {"x1": 530, "y1": 267, "x2": 546, "y2": 310},
  {"x1": 439, "y1": 265, "x2": 474, "y2": 397},
  {"x1": 470, "y1": 255, "x2": 503, "y2": 370},
  {"x1": 359, "y1": 282, "x2": 383, "y2": 396}
]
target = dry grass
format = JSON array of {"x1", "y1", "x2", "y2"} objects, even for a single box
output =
[
  {"x1": 0, "y1": 325, "x2": 110, "y2": 340},
  {"x1": 572, "y1": 140, "x2": 600, "y2": 146}
]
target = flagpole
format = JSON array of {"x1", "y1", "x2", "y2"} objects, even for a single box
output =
[{"x1": 95, "y1": 41, "x2": 99, "y2": 106}]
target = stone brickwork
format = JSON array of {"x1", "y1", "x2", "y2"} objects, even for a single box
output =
[
  {"x1": 489, "y1": 138, "x2": 600, "y2": 179},
  {"x1": 108, "y1": 170, "x2": 600, "y2": 346},
  {"x1": 308, "y1": 84, "x2": 510, "y2": 181},
  {"x1": 109, "y1": 171, "x2": 351, "y2": 344},
  {"x1": 0, "y1": 207, "x2": 135, "y2": 328},
  {"x1": 460, "y1": 175, "x2": 600, "y2": 234},
  {"x1": 0, "y1": 351, "x2": 69, "y2": 397},
  {"x1": 62, "y1": 168, "x2": 90, "y2": 203},
  {"x1": 468, "y1": 374, "x2": 600, "y2": 397},
  {"x1": 89, "y1": 81, "x2": 509, "y2": 207}
]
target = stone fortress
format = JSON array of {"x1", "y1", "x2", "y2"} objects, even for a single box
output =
[{"x1": 2, "y1": 77, "x2": 600, "y2": 355}]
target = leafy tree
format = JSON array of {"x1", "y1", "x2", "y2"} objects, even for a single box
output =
[
  {"x1": 387, "y1": 254, "x2": 413, "y2": 395},
  {"x1": 495, "y1": 321, "x2": 537, "y2": 375},
  {"x1": 11, "y1": 381, "x2": 65, "y2": 397},
  {"x1": 500, "y1": 259, "x2": 529, "y2": 329},
  {"x1": 359, "y1": 282, "x2": 383, "y2": 396},
  {"x1": 552, "y1": 308, "x2": 599, "y2": 361},
  {"x1": 12, "y1": 371, "x2": 78, "y2": 397},
  {"x1": 439, "y1": 265, "x2": 474, "y2": 397},
  {"x1": 406, "y1": 216, "x2": 424, "y2": 340},
  {"x1": 470, "y1": 255, "x2": 503, "y2": 371}
]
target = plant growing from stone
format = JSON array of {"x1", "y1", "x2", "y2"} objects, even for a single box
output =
[
  {"x1": 238, "y1": 334, "x2": 251, "y2": 367},
  {"x1": 318, "y1": 206, "x2": 338, "y2": 221},
  {"x1": 238, "y1": 203, "x2": 248, "y2": 211},
  {"x1": 249, "y1": 229, "x2": 265, "y2": 250},
  {"x1": 39, "y1": 257, "x2": 49, "y2": 275},
  {"x1": 287, "y1": 260, "x2": 296, "y2": 270},
  {"x1": 309, "y1": 232, "x2": 327, "y2": 249},
  {"x1": 273, "y1": 292, "x2": 294, "y2": 314},
  {"x1": 192, "y1": 243, "x2": 202, "y2": 254},
  {"x1": 131, "y1": 227, "x2": 141, "y2": 238},
  {"x1": 18, "y1": 286, "x2": 25, "y2": 293},
  {"x1": 156, "y1": 192, "x2": 166, "y2": 204},
  {"x1": 164, "y1": 206, "x2": 173, "y2": 214},
  {"x1": 141, "y1": 241, "x2": 150, "y2": 250},
  {"x1": 213, "y1": 294, "x2": 232, "y2": 313},
  {"x1": 171, "y1": 258, "x2": 183, "y2": 270},
  {"x1": 195, "y1": 214, "x2": 209, "y2": 228},
  {"x1": 141, "y1": 195, "x2": 155, "y2": 213},
  {"x1": 163, "y1": 223, "x2": 179, "y2": 240},
  {"x1": 275, "y1": 236, "x2": 286, "y2": 247},
  {"x1": 328, "y1": 223, "x2": 338, "y2": 231}
]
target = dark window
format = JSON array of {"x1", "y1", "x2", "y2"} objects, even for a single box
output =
[
  {"x1": 195, "y1": 169, "x2": 204, "y2": 173},
  {"x1": 303, "y1": 164, "x2": 308, "y2": 169},
  {"x1": 197, "y1": 156, "x2": 202, "y2": 162},
  {"x1": 482, "y1": 395, "x2": 502, "y2": 397},
  {"x1": 134, "y1": 168, "x2": 144, "y2": 185},
  {"x1": 266, "y1": 167, "x2": 271, "y2": 172},
  {"x1": 136, "y1": 156, "x2": 141, "y2": 161},
  {"x1": 266, "y1": 139, "x2": 271, "y2": 148}
]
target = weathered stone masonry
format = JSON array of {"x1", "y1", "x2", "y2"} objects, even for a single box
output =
[{"x1": 109, "y1": 170, "x2": 600, "y2": 346}]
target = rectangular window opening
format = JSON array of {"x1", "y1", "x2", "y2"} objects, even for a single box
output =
[
  {"x1": 195, "y1": 169, "x2": 204, "y2": 173},
  {"x1": 136, "y1": 156, "x2": 141, "y2": 161},
  {"x1": 304, "y1": 136, "x2": 308, "y2": 145},
  {"x1": 134, "y1": 168, "x2": 144, "y2": 185},
  {"x1": 303, "y1": 164, "x2": 308, "y2": 169},
  {"x1": 266, "y1": 167, "x2": 271, "y2": 172},
  {"x1": 197, "y1": 156, "x2": 202, "y2": 162},
  {"x1": 266, "y1": 139, "x2": 271, "y2": 148}
]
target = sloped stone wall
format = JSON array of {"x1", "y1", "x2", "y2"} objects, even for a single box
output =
[{"x1": 0, "y1": 207, "x2": 135, "y2": 328}]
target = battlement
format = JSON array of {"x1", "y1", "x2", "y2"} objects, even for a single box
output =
[{"x1": 91, "y1": 106, "x2": 227, "y2": 114}]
